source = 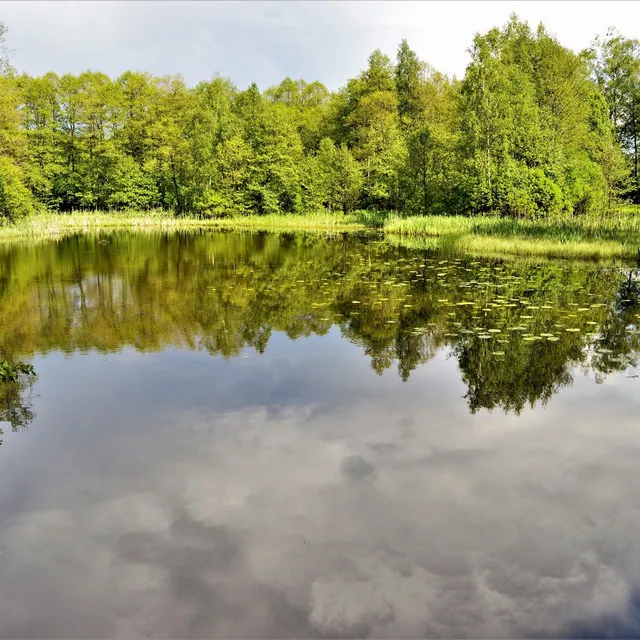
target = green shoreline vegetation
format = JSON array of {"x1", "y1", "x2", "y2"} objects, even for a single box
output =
[
  {"x1": 2, "y1": 209, "x2": 640, "y2": 260},
  {"x1": 2, "y1": 17, "x2": 640, "y2": 259}
]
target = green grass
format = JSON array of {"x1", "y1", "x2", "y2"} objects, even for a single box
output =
[
  {"x1": 384, "y1": 211, "x2": 640, "y2": 239},
  {"x1": 383, "y1": 211, "x2": 640, "y2": 260},
  {"x1": 1, "y1": 208, "x2": 640, "y2": 261},
  {"x1": 0, "y1": 210, "x2": 365, "y2": 240},
  {"x1": 204, "y1": 211, "x2": 365, "y2": 232}
]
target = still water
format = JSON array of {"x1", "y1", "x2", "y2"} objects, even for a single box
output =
[{"x1": 0, "y1": 230, "x2": 639, "y2": 638}]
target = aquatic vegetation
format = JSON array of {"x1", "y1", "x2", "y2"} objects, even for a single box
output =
[{"x1": 0, "y1": 360, "x2": 35, "y2": 382}]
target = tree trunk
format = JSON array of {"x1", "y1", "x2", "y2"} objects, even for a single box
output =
[
  {"x1": 633, "y1": 106, "x2": 639, "y2": 193},
  {"x1": 170, "y1": 156, "x2": 181, "y2": 214},
  {"x1": 422, "y1": 151, "x2": 428, "y2": 216}
]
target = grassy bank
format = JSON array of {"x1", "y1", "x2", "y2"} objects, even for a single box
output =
[
  {"x1": 383, "y1": 213, "x2": 640, "y2": 260},
  {"x1": 0, "y1": 210, "x2": 365, "y2": 240},
  {"x1": 1, "y1": 209, "x2": 640, "y2": 261},
  {"x1": 385, "y1": 211, "x2": 640, "y2": 240}
]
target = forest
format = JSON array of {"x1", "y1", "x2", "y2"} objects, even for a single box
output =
[{"x1": 1, "y1": 15, "x2": 640, "y2": 223}]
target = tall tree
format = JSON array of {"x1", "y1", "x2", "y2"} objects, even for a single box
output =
[
  {"x1": 0, "y1": 22, "x2": 10, "y2": 76},
  {"x1": 316, "y1": 137, "x2": 362, "y2": 213},
  {"x1": 145, "y1": 75, "x2": 196, "y2": 213},
  {"x1": 397, "y1": 49, "x2": 459, "y2": 215},
  {"x1": 395, "y1": 39, "x2": 425, "y2": 129},
  {"x1": 587, "y1": 29, "x2": 640, "y2": 200},
  {"x1": 18, "y1": 73, "x2": 62, "y2": 206},
  {"x1": 459, "y1": 16, "x2": 623, "y2": 218},
  {"x1": 0, "y1": 23, "x2": 36, "y2": 220}
]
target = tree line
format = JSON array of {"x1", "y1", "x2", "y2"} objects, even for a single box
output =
[{"x1": 1, "y1": 15, "x2": 640, "y2": 221}]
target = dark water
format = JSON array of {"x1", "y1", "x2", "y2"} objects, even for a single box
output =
[{"x1": 0, "y1": 230, "x2": 639, "y2": 638}]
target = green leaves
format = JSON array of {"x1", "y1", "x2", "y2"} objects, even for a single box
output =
[
  {"x1": 0, "y1": 16, "x2": 637, "y2": 221},
  {"x1": 0, "y1": 157, "x2": 37, "y2": 221},
  {"x1": 458, "y1": 16, "x2": 622, "y2": 218},
  {"x1": 0, "y1": 360, "x2": 35, "y2": 383},
  {"x1": 316, "y1": 138, "x2": 363, "y2": 213}
]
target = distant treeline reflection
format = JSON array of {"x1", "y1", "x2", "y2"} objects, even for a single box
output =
[{"x1": 0, "y1": 231, "x2": 637, "y2": 420}]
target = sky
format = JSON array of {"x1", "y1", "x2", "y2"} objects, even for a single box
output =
[{"x1": 1, "y1": 1, "x2": 640, "y2": 90}]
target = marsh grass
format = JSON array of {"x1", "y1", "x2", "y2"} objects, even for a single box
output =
[
  {"x1": 383, "y1": 210, "x2": 640, "y2": 259},
  {"x1": 0, "y1": 210, "x2": 365, "y2": 240},
  {"x1": 384, "y1": 212, "x2": 640, "y2": 240},
  {"x1": 2, "y1": 208, "x2": 640, "y2": 260},
  {"x1": 208, "y1": 211, "x2": 365, "y2": 232}
]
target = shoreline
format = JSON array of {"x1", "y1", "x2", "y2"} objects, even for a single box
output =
[{"x1": 1, "y1": 211, "x2": 639, "y2": 262}]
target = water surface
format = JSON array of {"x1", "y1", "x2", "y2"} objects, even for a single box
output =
[{"x1": 0, "y1": 230, "x2": 639, "y2": 638}]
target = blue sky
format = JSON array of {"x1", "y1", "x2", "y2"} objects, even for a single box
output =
[{"x1": 2, "y1": 1, "x2": 640, "y2": 90}]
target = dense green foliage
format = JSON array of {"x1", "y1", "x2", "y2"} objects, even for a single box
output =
[
  {"x1": 1, "y1": 16, "x2": 640, "y2": 221},
  {"x1": 587, "y1": 29, "x2": 640, "y2": 202},
  {"x1": 0, "y1": 359, "x2": 34, "y2": 382}
]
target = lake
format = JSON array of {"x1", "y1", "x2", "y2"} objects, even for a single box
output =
[{"x1": 0, "y1": 230, "x2": 638, "y2": 638}]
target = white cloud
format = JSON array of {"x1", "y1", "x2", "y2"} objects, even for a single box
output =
[{"x1": 2, "y1": 1, "x2": 640, "y2": 89}]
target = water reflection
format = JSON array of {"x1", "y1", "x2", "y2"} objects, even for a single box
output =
[
  {"x1": 0, "y1": 374, "x2": 35, "y2": 440},
  {"x1": 0, "y1": 231, "x2": 638, "y2": 638},
  {"x1": 0, "y1": 230, "x2": 638, "y2": 418},
  {"x1": 0, "y1": 346, "x2": 638, "y2": 638}
]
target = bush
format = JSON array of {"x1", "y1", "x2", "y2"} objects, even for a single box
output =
[
  {"x1": 495, "y1": 161, "x2": 566, "y2": 219},
  {"x1": 0, "y1": 158, "x2": 36, "y2": 221},
  {"x1": 193, "y1": 190, "x2": 238, "y2": 218}
]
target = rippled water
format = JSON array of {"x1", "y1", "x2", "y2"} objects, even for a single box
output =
[{"x1": 0, "y1": 230, "x2": 638, "y2": 638}]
